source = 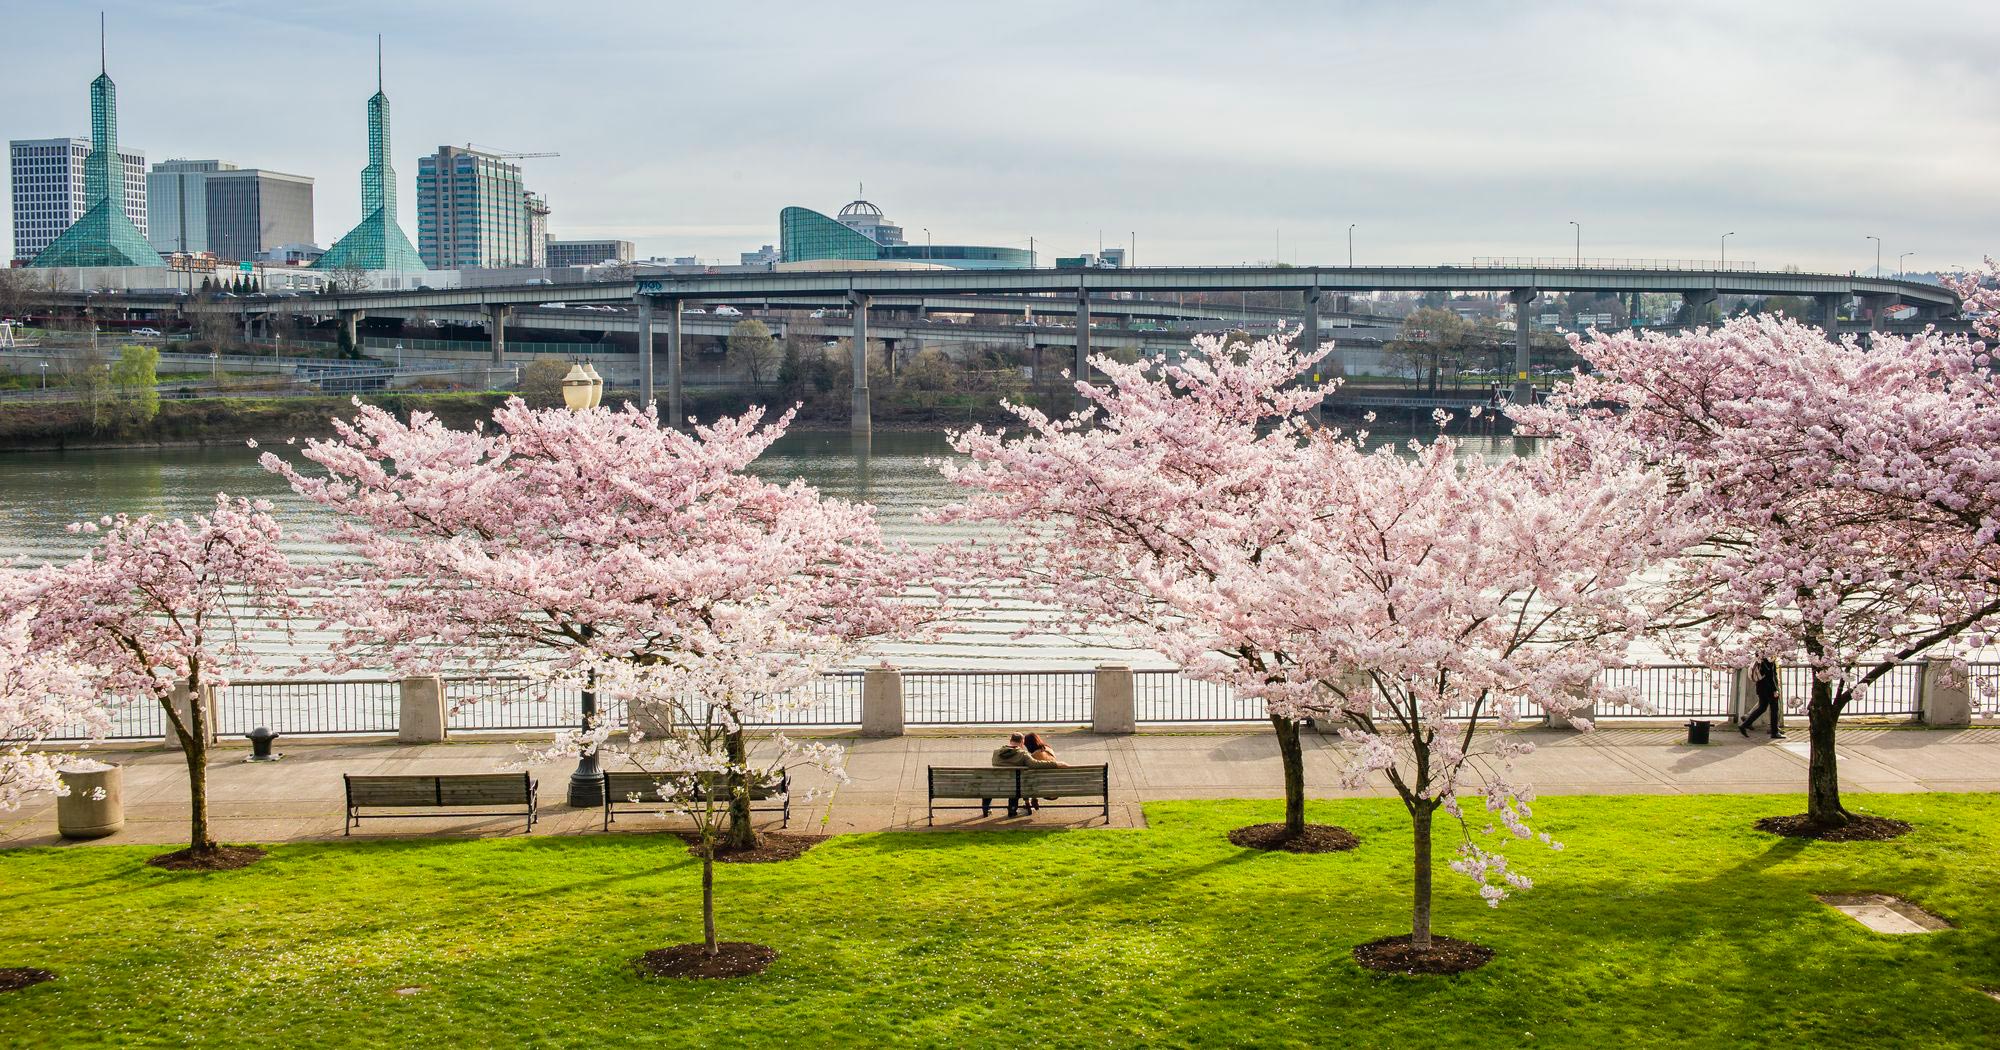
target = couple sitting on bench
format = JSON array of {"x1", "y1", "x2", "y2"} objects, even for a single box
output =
[{"x1": 989, "y1": 731, "x2": 1066, "y2": 815}]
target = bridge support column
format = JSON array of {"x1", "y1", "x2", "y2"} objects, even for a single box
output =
[
  {"x1": 635, "y1": 295, "x2": 655, "y2": 410},
  {"x1": 1510, "y1": 289, "x2": 1536, "y2": 405},
  {"x1": 1629, "y1": 291, "x2": 1643, "y2": 330},
  {"x1": 666, "y1": 302, "x2": 684, "y2": 427},
  {"x1": 1863, "y1": 294, "x2": 1893, "y2": 332},
  {"x1": 487, "y1": 304, "x2": 510, "y2": 364},
  {"x1": 1074, "y1": 289, "x2": 1092, "y2": 381},
  {"x1": 850, "y1": 291, "x2": 871, "y2": 435},
  {"x1": 1816, "y1": 294, "x2": 1844, "y2": 339},
  {"x1": 1681, "y1": 290, "x2": 1716, "y2": 330},
  {"x1": 1301, "y1": 288, "x2": 1322, "y2": 361},
  {"x1": 338, "y1": 310, "x2": 362, "y2": 355}
]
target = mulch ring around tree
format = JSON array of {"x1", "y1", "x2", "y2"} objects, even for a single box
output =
[
  {"x1": 676, "y1": 832, "x2": 823, "y2": 864},
  {"x1": 0, "y1": 968, "x2": 57, "y2": 993},
  {"x1": 145, "y1": 845, "x2": 268, "y2": 871},
  {"x1": 634, "y1": 942, "x2": 777, "y2": 979},
  {"x1": 1353, "y1": 935, "x2": 1495, "y2": 975},
  {"x1": 1228, "y1": 822, "x2": 1361, "y2": 854},
  {"x1": 1755, "y1": 814, "x2": 1913, "y2": 843}
]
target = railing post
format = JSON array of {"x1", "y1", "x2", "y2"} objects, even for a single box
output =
[
  {"x1": 861, "y1": 666, "x2": 904, "y2": 738},
  {"x1": 398, "y1": 676, "x2": 448, "y2": 743},
  {"x1": 162, "y1": 684, "x2": 214, "y2": 750},
  {"x1": 1731, "y1": 666, "x2": 1757, "y2": 724},
  {"x1": 1918, "y1": 660, "x2": 1971, "y2": 727},
  {"x1": 1092, "y1": 664, "x2": 1135, "y2": 735}
]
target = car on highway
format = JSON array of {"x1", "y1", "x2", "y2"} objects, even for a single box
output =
[
  {"x1": 132, "y1": 327, "x2": 162, "y2": 337},
  {"x1": 713, "y1": 305, "x2": 743, "y2": 317}
]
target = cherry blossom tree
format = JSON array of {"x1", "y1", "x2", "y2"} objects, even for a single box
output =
[
  {"x1": 1517, "y1": 313, "x2": 2000, "y2": 832},
  {"x1": 262, "y1": 399, "x2": 930, "y2": 848},
  {"x1": 0, "y1": 605, "x2": 110, "y2": 814},
  {"x1": 942, "y1": 336, "x2": 1692, "y2": 961},
  {"x1": 522, "y1": 613, "x2": 847, "y2": 968},
  {"x1": 16, "y1": 496, "x2": 295, "y2": 861}
]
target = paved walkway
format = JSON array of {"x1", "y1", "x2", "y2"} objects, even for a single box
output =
[{"x1": 5, "y1": 725, "x2": 1996, "y2": 848}]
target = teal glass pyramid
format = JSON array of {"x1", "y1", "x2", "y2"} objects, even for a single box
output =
[
  {"x1": 314, "y1": 68, "x2": 426, "y2": 275},
  {"x1": 36, "y1": 197, "x2": 163, "y2": 267},
  {"x1": 32, "y1": 64, "x2": 163, "y2": 269}
]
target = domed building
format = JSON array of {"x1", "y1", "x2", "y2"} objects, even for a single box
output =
[{"x1": 779, "y1": 195, "x2": 1034, "y2": 270}]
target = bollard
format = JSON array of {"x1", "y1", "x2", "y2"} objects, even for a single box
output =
[
  {"x1": 245, "y1": 726, "x2": 282, "y2": 762},
  {"x1": 1091, "y1": 665, "x2": 1136, "y2": 735},
  {"x1": 861, "y1": 667, "x2": 905, "y2": 738},
  {"x1": 398, "y1": 676, "x2": 448, "y2": 743},
  {"x1": 1919, "y1": 660, "x2": 1972, "y2": 727},
  {"x1": 1685, "y1": 720, "x2": 1713, "y2": 746}
]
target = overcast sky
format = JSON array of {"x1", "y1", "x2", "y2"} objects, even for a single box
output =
[{"x1": 6, "y1": 0, "x2": 1997, "y2": 273}]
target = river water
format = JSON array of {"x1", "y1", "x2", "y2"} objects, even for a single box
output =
[{"x1": 0, "y1": 428, "x2": 1532, "y2": 674}]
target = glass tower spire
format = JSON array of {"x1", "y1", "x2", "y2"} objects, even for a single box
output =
[
  {"x1": 33, "y1": 16, "x2": 164, "y2": 268},
  {"x1": 315, "y1": 35, "x2": 426, "y2": 275}
]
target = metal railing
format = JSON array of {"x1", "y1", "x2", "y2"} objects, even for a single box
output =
[
  {"x1": 217, "y1": 679, "x2": 400, "y2": 736},
  {"x1": 32, "y1": 660, "x2": 1983, "y2": 743},
  {"x1": 904, "y1": 670, "x2": 1093, "y2": 725},
  {"x1": 1470, "y1": 257, "x2": 1767, "y2": 272}
]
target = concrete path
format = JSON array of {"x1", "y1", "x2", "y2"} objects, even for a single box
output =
[{"x1": 5, "y1": 725, "x2": 1995, "y2": 848}]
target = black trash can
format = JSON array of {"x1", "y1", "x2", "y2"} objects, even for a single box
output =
[{"x1": 1685, "y1": 719, "x2": 1713, "y2": 745}]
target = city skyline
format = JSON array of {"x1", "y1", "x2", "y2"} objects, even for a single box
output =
[{"x1": 2, "y1": 0, "x2": 1996, "y2": 273}]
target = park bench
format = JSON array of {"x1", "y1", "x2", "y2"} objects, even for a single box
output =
[
  {"x1": 601, "y1": 769, "x2": 791, "y2": 831},
  {"x1": 927, "y1": 765, "x2": 1110, "y2": 825},
  {"x1": 343, "y1": 772, "x2": 538, "y2": 835}
]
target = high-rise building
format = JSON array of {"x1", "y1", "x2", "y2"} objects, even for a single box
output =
[
  {"x1": 415, "y1": 146, "x2": 543, "y2": 269},
  {"x1": 146, "y1": 159, "x2": 234, "y2": 255},
  {"x1": 205, "y1": 169, "x2": 314, "y2": 262},
  {"x1": 10, "y1": 137, "x2": 146, "y2": 263},
  {"x1": 23, "y1": 19, "x2": 160, "y2": 269},
  {"x1": 314, "y1": 38, "x2": 425, "y2": 276},
  {"x1": 524, "y1": 192, "x2": 550, "y2": 268},
  {"x1": 547, "y1": 238, "x2": 635, "y2": 268}
]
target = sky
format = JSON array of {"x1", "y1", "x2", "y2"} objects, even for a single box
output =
[{"x1": 5, "y1": 0, "x2": 1997, "y2": 273}]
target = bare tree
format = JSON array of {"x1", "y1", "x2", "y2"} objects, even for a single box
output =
[{"x1": 727, "y1": 319, "x2": 780, "y2": 385}]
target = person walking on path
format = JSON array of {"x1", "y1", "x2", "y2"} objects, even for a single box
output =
[{"x1": 1739, "y1": 658, "x2": 1786, "y2": 739}]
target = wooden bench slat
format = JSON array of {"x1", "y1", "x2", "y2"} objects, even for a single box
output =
[
  {"x1": 925, "y1": 765, "x2": 1110, "y2": 824},
  {"x1": 344, "y1": 773, "x2": 538, "y2": 835}
]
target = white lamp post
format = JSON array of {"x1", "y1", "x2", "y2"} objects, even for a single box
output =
[{"x1": 558, "y1": 358, "x2": 607, "y2": 807}]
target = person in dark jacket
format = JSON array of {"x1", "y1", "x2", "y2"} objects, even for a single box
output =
[{"x1": 1739, "y1": 658, "x2": 1785, "y2": 738}]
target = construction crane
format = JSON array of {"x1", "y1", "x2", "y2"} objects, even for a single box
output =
[{"x1": 463, "y1": 142, "x2": 559, "y2": 159}]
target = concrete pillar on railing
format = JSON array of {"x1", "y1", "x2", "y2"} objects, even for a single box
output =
[
  {"x1": 861, "y1": 666, "x2": 904, "y2": 738},
  {"x1": 162, "y1": 684, "x2": 215, "y2": 751},
  {"x1": 1549, "y1": 684, "x2": 1594, "y2": 730},
  {"x1": 1092, "y1": 664, "x2": 1136, "y2": 735},
  {"x1": 1731, "y1": 666, "x2": 1757, "y2": 724},
  {"x1": 1919, "y1": 659, "x2": 1972, "y2": 727},
  {"x1": 398, "y1": 676, "x2": 448, "y2": 743}
]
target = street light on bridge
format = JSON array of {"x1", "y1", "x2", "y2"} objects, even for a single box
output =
[
  {"x1": 1898, "y1": 251, "x2": 1916, "y2": 279},
  {"x1": 1721, "y1": 232, "x2": 1735, "y2": 272},
  {"x1": 1569, "y1": 221, "x2": 1580, "y2": 268},
  {"x1": 1866, "y1": 235, "x2": 1882, "y2": 278},
  {"x1": 1347, "y1": 224, "x2": 1356, "y2": 267}
]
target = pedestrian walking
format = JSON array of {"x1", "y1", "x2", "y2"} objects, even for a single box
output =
[{"x1": 1739, "y1": 658, "x2": 1785, "y2": 738}]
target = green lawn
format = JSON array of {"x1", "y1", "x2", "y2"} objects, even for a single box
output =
[{"x1": 2, "y1": 794, "x2": 1997, "y2": 1048}]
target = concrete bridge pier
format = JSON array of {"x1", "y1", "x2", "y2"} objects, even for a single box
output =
[
  {"x1": 1510, "y1": 289, "x2": 1537, "y2": 405},
  {"x1": 1681, "y1": 290, "x2": 1717, "y2": 329},
  {"x1": 634, "y1": 295, "x2": 655, "y2": 410},
  {"x1": 1301, "y1": 288, "x2": 1322, "y2": 361},
  {"x1": 666, "y1": 301, "x2": 684, "y2": 427},
  {"x1": 337, "y1": 309, "x2": 363, "y2": 353},
  {"x1": 1074, "y1": 289, "x2": 1092, "y2": 380},
  {"x1": 487, "y1": 304, "x2": 510, "y2": 364},
  {"x1": 1862, "y1": 293, "x2": 1894, "y2": 332},
  {"x1": 1816, "y1": 294, "x2": 1844, "y2": 337},
  {"x1": 850, "y1": 290, "x2": 871, "y2": 435}
]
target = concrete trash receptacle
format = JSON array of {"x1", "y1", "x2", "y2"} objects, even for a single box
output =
[{"x1": 55, "y1": 760, "x2": 123, "y2": 839}]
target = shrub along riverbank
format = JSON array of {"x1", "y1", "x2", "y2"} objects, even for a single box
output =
[{"x1": 1, "y1": 793, "x2": 1996, "y2": 1048}]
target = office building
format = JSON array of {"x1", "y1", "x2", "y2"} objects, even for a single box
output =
[
  {"x1": 314, "y1": 40, "x2": 426, "y2": 275},
  {"x1": 146, "y1": 159, "x2": 233, "y2": 255},
  {"x1": 415, "y1": 146, "x2": 542, "y2": 269},
  {"x1": 204, "y1": 168, "x2": 314, "y2": 261},
  {"x1": 779, "y1": 197, "x2": 1033, "y2": 269},
  {"x1": 11, "y1": 138, "x2": 148, "y2": 263},
  {"x1": 524, "y1": 192, "x2": 550, "y2": 268},
  {"x1": 740, "y1": 244, "x2": 780, "y2": 266},
  {"x1": 547, "y1": 238, "x2": 635, "y2": 268}
]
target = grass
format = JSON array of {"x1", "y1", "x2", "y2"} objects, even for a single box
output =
[{"x1": 2, "y1": 793, "x2": 1997, "y2": 1048}]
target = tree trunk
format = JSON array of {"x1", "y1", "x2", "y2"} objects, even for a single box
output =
[
  {"x1": 1271, "y1": 715, "x2": 1306, "y2": 838},
  {"x1": 182, "y1": 678, "x2": 215, "y2": 854},
  {"x1": 1411, "y1": 803, "x2": 1434, "y2": 947},
  {"x1": 1805, "y1": 679, "x2": 1850, "y2": 827},
  {"x1": 724, "y1": 730, "x2": 757, "y2": 850},
  {"x1": 701, "y1": 851, "x2": 717, "y2": 956}
]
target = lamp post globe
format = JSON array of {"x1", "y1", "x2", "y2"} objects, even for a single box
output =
[{"x1": 560, "y1": 362, "x2": 595, "y2": 413}]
